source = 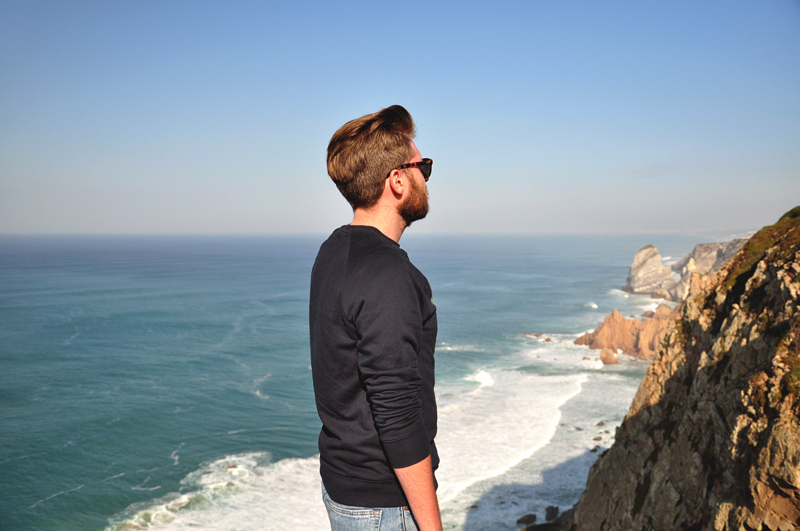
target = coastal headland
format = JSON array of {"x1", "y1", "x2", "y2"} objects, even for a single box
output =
[
  {"x1": 528, "y1": 207, "x2": 800, "y2": 530},
  {"x1": 575, "y1": 235, "x2": 747, "y2": 364}
]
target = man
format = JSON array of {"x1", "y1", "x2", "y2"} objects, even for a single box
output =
[{"x1": 309, "y1": 105, "x2": 441, "y2": 531}]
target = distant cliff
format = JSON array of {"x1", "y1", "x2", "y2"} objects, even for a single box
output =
[
  {"x1": 537, "y1": 207, "x2": 800, "y2": 531},
  {"x1": 623, "y1": 239, "x2": 747, "y2": 302},
  {"x1": 579, "y1": 237, "x2": 747, "y2": 363}
]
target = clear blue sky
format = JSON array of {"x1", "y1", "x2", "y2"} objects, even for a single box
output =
[{"x1": 1, "y1": 1, "x2": 798, "y2": 235}]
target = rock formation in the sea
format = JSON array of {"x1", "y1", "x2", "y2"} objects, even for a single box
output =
[
  {"x1": 575, "y1": 304, "x2": 679, "y2": 360},
  {"x1": 532, "y1": 207, "x2": 800, "y2": 531},
  {"x1": 578, "y1": 238, "x2": 748, "y2": 363},
  {"x1": 622, "y1": 245, "x2": 676, "y2": 294}
]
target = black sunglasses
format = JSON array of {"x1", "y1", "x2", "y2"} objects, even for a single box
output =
[{"x1": 387, "y1": 158, "x2": 433, "y2": 182}]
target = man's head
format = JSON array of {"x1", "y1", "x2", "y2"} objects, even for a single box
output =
[{"x1": 327, "y1": 105, "x2": 416, "y2": 210}]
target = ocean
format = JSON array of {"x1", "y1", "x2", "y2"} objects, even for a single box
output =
[{"x1": 0, "y1": 232, "x2": 705, "y2": 530}]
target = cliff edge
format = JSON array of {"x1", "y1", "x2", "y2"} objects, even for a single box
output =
[{"x1": 540, "y1": 207, "x2": 800, "y2": 531}]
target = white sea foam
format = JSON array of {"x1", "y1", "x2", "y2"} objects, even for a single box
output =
[
  {"x1": 170, "y1": 444, "x2": 183, "y2": 466},
  {"x1": 522, "y1": 335, "x2": 608, "y2": 369},
  {"x1": 464, "y1": 369, "x2": 494, "y2": 387},
  {"x1": 104, "y1": 453, "x2": 329, "y2": 531},
  {"x1": 435, "y1": 370, "x2": 586, "y2": 503},
  {"x1": 438, "y1": 342, "x2": 486, "y2": 352},
  {"x1": 439, "y1": 363, "x2": 645, "y2": 530},
  {"x1": 29, "y1": 484, "x2": 84, "y2": 510},
  {"x1": 583, "y1": 301, "x2": 598, "y2": 309},
  {"x1": 640, "y1": 300, "x2": 662, "y2": 314},
  {"x1": 607, "y1": 288, "x2": 629, "y2": 298},
  {"x1": 105, "y1": 356, "x2": 593, "y2": 530}
]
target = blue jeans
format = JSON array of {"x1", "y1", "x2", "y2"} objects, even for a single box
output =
[{"x1": 321, "y1": 482, "x2": 420, "y2": 531}]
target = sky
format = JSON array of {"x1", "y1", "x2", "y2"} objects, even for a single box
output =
[{"x1": 1, "y1": 1, "x2": 798, "y2": 235}]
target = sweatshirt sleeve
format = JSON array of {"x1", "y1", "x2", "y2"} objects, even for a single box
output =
[{"x1": 349, "y1": 255, "x2": 431, "y2": 469}]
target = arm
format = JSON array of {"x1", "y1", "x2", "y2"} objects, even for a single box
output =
[{"x1": 394, "y1": 455, "x2": 442, "y2": 531}]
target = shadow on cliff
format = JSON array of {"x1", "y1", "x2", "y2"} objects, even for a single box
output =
[{"x1": 459, "y1": 448, "x2": 600, "y2": 531}]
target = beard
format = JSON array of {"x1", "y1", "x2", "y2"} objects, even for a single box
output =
[{"x1": 398, "y1": 175, "x2": 429, "y2": 227}]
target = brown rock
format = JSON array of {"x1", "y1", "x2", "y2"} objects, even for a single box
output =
[
  {"x1": 600, "y1": 348, "x2": 619, "y2": 364},
  {"x1": 575, "y1": 304, "x2": 679, "y2": 360}
]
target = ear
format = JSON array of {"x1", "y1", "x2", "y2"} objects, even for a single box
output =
[{"x1": 386, "y1": 169, "x2": 407, "y2": 198}]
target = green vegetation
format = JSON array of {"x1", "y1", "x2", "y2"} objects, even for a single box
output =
[
  {"x1": 724, "y1": 206, "x2": 800, "y2": 291},
  {"x1": 783, "y1": 350, "x2": 800, "y2": 398},
  {"x1": 759, "y1": 312, "x2": 775, "y2": 330},
  {"x1": 779, "y1": 206, "x2": 800, "y2": 221},
  {"x1": 775, "y1": 318, "x2": 800, "y2": 414}
]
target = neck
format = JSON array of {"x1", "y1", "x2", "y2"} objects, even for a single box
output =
[{"x1": 351, "y1": 205, "x2": 406, "y2": 243}]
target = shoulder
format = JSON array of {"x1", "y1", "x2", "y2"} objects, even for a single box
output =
[
  {"x1": 346, "y1": 226, "x2": 408, "y2": 272},
  {"x1": 341, "y1": 229, "x2": 426, "y2": 298}
]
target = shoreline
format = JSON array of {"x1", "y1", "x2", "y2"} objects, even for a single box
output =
[{"x1": 441, "y1": 354, "x2": 647, "y2": 530}]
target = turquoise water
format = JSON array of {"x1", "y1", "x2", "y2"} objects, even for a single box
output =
[{"x1": 1, "y1": 233, "x2": 704, "y2": 530}]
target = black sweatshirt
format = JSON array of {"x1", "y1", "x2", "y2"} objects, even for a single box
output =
[{"x1": 309, "y1": 225, "x2": 438, "y2": 507}]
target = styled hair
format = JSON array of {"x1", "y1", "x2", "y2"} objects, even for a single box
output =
[{"x1": 326, "y1": 105, "x2": 416, "y2": 209}]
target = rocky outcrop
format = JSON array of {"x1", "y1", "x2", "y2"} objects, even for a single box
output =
[
  {"x1": 653, "y1": 267, "x2": 718, "y2": 302},
  {"x1": 538, "y1": 207, "x2": 800, "y2": 531},
  {"x1": 580, "y1": 239, "x2": 748, "y2": 364},
  {"x1": 625, "y1": 239, "x2": 747, "y2": 302},
  {"x1": 575, "y1": 304, "x2": 679, "y2": 360},
  {"x1": 600, "y1": 347, "x2": 619, "y2": 364},
  {"x1": 623, "y1": 245, "x2": 676, "y2": 294},
  {"x1": 671, "y1": 239, "x2": 748, "y2": 276},
  {"x1": 651, "y1": 239, "x2": 748, "y2": 302}
]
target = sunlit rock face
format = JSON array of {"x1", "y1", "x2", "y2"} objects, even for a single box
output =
[
  {"x1": 671, "y1": 239, "x2": 748, "y2": 277},
  {"x1": 575, "y1": 304, "x2": 679, "y2": 361},
  {"x1": 541, "y1": 207, "x2": 800, "y2": 531},
  {"x1": 622, "y1": 245, "x2": 675, "y2": 294}
]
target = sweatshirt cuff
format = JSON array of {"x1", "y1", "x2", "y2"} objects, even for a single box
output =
[{"x1": 383, "y1": 427, "x2": 431, "y2": 469}]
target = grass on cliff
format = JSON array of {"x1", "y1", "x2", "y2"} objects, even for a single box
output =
[
  {"x1": 723, "y1": 206, "x2": 800, "y2": 291},
  {"x1": 777, "y1": 317, "x2": 800, "y2": 405}
]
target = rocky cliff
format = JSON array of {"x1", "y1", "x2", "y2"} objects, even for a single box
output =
[
  {"x1": 538, "y1": 207, "x2": 800, "y2": 531},
  {"x1": 671, "y1": 239, "x2": 749, "y2": 276},
  {"x1": 624, "y1": 239, "x2": 747, "y2": 302}
]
